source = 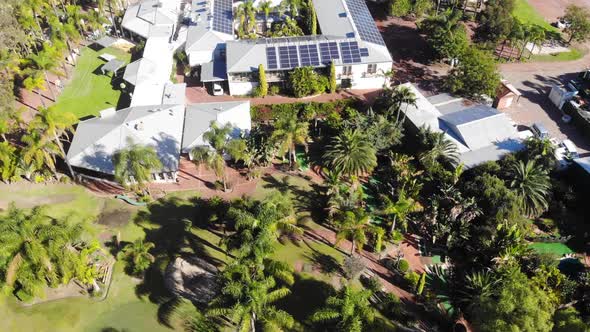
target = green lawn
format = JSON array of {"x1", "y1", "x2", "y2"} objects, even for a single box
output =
[
  {"x1": 52, "y1": 46, "x2": 131, "y2": 119},
  {"x1": 530, "y1": 47, "x2": 586, "y2": 62},
  {"x1": 512, "y1": 0, "x2": 559, "y2": 35},
  {"x1": 530, "y1": 242, "x2": 574, "y2": 256}
]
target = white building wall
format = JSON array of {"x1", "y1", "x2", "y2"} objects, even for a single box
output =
[
  {"x1": 229, "y1": 81, "x2": 258, "y2": 96},
  {"x1": 336, "y1": 62, "x2": 391, "y2": 89}
]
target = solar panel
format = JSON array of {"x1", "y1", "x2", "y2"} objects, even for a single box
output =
[
  {"x1": 279, "y1": 45, "x2": 299, "y2": 69},
  {"x1": 319, "y1": 42, "x2": 340, "y2": 64},
  {"x1": 340, "y1": 41, "x2": 361, "y2": 64},
  {"x1": 344, "y1": 0, "x2": 386, "y2": 46},
  {"x1": 360, "y1": 47, "x2": 369, "y2": 57},
  {"x1": 212, "y1": 0, "x2": 233, "y2": 34},
  {"x1": 266, "y1": 47, "x2": 278, "y2": 70},
  {"x1": 299, "y1": 44, "x2": 320, "y2": 66}
]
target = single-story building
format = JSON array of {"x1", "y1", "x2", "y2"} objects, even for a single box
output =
[
  {"x1": 121, "y1": 0, "x2": 181, "y2": 39},
  {"x1": 400, "y1": 83, "x2": 525, "y2": 168}
]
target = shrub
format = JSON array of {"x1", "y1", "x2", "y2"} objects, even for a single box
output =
[
  {"x1": 329, "y1": 62, "x2": 337, "y2": 93},
  {"x1": 391, "y1": 230, "x2": 404, "y2": 243},
  {"x1": 397, "y1": 259, "x2": 410, "y2": 273},
  {"x1": 343, "y1": 256, "x2": 366, "y2": 280},
  {"x1": 404, "y1": 271, "x2": 420, "y2": 290},
  {"x1": 391, "y1": 0, "x2": 412, "y2": 17},
  {"x1": 289, "y1": 66, "x2": 326, "y2": 97},
  {"x1": 364, "y1": 276, "x2": 383, "y2": 293},
  {"x1": 258, "y1": 64, "x2": 268, "y2": 97},
  {"x1": 269, "y1": 85, "x2": 280, "y2": 95},
  {"x1": 417, "y1": 272, "x2": 426, "y2": 295}
]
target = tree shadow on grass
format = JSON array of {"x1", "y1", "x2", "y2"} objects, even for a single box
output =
[
  {"x1": 304, "y1": 251, "x2": 343, "y2": 276},
  {"x1": 275, "y1": 274, "x2": 336, "y2": 329}
]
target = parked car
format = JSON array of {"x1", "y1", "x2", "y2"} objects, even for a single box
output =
[
  {"x1": 555, "y1": 139, "x2": 579, "y2": 170},
  {"x1": 212, "y1": 83, "x2": 224, "y2": 96},
  {"x1": 531, "y1": 123, "x2": 550, "y2": 139}
]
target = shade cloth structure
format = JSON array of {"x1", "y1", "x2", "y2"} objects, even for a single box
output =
[
  {"x1": 200, "y1": 61, "x2": 228, "y2": 82},
  {"x1": 101, "y1": 59, "x2": 126, "y2": 75},
  {"x1": 94, "y1": 36, "x2": 117, "y2": 49},
  {"x1": 99, "y1": 53, "x2": 117, "y2": 61}
]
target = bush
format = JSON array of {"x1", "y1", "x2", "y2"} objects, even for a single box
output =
[
  {"x1": 258, "y1": 64, "x2": 268, "y2": 97},
  {"x1": 363, "y1": 276, "x2": 383, "y2": 293},
  {"x1": 391, "y1": 0, "x2": 412, "y2": 17},
  {"x1": 391, "y1": 230, "x2": 404, "y2": 243},
  {"x1": 343, "y1": 256, "x2": 366, "y2": 280},
  {"x1": 417, "y1": 272, "x2": 426, "y2": 295},
  {"x1": 15, "y1": 289, "x2": 34, "y2": 303},
  {"x1": 289, "y1": 66, "x2": 327, "y2": 97},
  {"x1": 404, "y1": 271, "x2": 420, "y2": 290},
  {"x1": 397, "y1": 259, "x2": 410, "y2": 273},
  {"x1": 269, "y1": 85, "x2": 281, "y2": 95}
]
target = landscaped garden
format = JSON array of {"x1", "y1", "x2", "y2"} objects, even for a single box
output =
[{"x1": 51, "y1": 46, "x2": 131, "y2": 119}]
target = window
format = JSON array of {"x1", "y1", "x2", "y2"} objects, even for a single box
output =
[
  {"x1": 367, "y1": 63, "x2": 377, "y2": 74},
  {"x1": 342, "y1": 66, "x2": 352, "y2": 76}
]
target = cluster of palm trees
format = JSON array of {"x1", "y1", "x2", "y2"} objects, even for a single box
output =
[
  {"x1": 0, "y1": 205, "x2": 103, "y2": 300},
  {"x1": 235, "y1": 0, "x2": 313, "y2": 38}
]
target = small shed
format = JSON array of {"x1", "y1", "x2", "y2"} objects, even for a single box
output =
[
  {"x1": 494, "y1": 80, "x2": 522, "y2": 109},
  {"x1": 93, "y1": 36, "x2": 117, "y2": 49},
  {"x1": 101, "y1": 59, "x2": 126, "y2": 76}
]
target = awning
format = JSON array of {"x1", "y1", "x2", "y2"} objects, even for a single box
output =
[
  {"x1": 94, "y1": 36, "x2": 117, "y2": 49},
  {"x1": 101, "y1": 59, "x2": 126, "y2": 75},
  {"x1": 201, "y1": 61, "x2": 227, "y2": 82}
]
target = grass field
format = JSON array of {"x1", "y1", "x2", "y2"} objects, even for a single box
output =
[
  {"x1": 530, "y1": 47, "x2": 586, "y2": 62},
  {"x1": 530, "y1": 242, "x2": 574, "y2": 256},
  {"x1": 52, "y1": 46, "x2": 131, "y2": 119},
  {"x1": 512, "y1": 0, "x2": 559, "y2": 34}
]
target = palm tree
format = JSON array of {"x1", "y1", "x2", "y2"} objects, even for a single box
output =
[
  {"x1": 30, "y1": 107, "x2": 77, "y2": 178},
  {"x1": 0, "y1": 142, "x2": 18, "y2": 183},
  {"x1": 0, "y1": 205, "x2": 86, "y2": 298},
  {"x1": 27, "y1": 46, "x2": 61, "y2": 101},
  {"x1": 310, "y1": 286, "x2": 376, "y2": 332},
  {"x1": 119, "y1": 239, "x2": 155, "y2": 276},
  {"x1": 23, "y1": 72, "x2": 47, "y2": 108},
  {"x1": 112, "y1": 138, "x2": 162, "y2": 192},
  {"x1": 506, "y1": 159, "x2": 551, "y2": 217},
  {"x1": 455, "y1": 270, "x2": 497, "y2": 311},
  {"x1": 21, "y1": 129, "x2": 62, "y2": 177},
  {"x1": 390, "y1": 85, "x2": 417, "y2": 124},
  {"x1": 271, "y1": 112, "x2": 309, "y2": 167},
  {"x1": 418, "y1": 126, "x2": 459, "y2": 167},
  {"x1": 379, "y1": 189, "x2": 422, "y2": 234},
  {"x1": 257, "y1": 1, "x2": 272, "y2": 30},
  {"x1": 323, "y1": 128, "x2": 377, "y2": 181},
  {"x1": 335, "y1": 209, "x2": 374, "y2": 255},
  {"x1": 192, "y1": 121, "x2": 244, "y2": 191}
]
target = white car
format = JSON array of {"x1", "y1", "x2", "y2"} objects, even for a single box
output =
[{"x1": 212, "y1": 83, "x2": 224, "y2": 96}]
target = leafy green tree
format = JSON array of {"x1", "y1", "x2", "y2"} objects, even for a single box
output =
[
  {"x1": 21, "y1": 129, "x2": 61, "y2": 178},
  {"x1": 271, "y1": 111, "x2": 308, "y2": 166},
  {"x1": 519, "y1": 137, "x2": 556, "y2": 171},
  {"x1": 113, "y1": 138, "x2": 162, "y2": 191},
  {"x1": 310, "y1": 286, "x2": 376, "y2": 332},
  {"x1": 476, "y1": 0, "x2": 515, "y2": 44},
  {"x1": 412, "y1": 0, "x2": 433, "y2": 17},
  {"x1": 553, "y1": 307, "x2": 589, "y2": 332},
  {"x1": 506, "y1": 159, "x2": 551, "y2": 217},
  {"x1": 420, "y1": 10, "x2": 468, "y2": 61},
  {"x1": 289, "y1": 66, "x2": 326, "y2": 97},
  {"x1": 269, "y1": 17, "x2": 304, "y2": 37},
  {"x1": 390, "y1": 0, "x2": 412, "y2": 17},
  {"x1": 324, "y1": 128, "x2": 377, "y2": 180},
  {"x1": 469, "y1": 268, "x2": 555, "y2": 332},
  {"x1": 119, "y1": 239, "x2": 155, "y2": 276},
  {"x1": 417, "y1": 126, "x2": 459, "y2": 168},
  {"x1": 379, "y1": 189, "x2": 422, "y2": 233},
  {"x1": 0, "y1": 142, "x2": 18, "y2": 183},
  {"x1": 445, "y1": 47, "x2": 501, "y2": 98},
  {"x1": 257, "y1": 64, "x2": 268, "y2": 97},
  {"x1": 329, "y1": 61, "x2": 337, "y2": 93},
  {"x1": 563, "y1": 4, "x2": 590, "y2": 44},
  {"x1": 308, "y1": 0, "x2": 317, "y2": 35},
  {"x1": 26, "y1": 45, "x2": 61, "y2": 101}
]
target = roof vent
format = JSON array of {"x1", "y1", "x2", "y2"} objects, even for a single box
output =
[{"x1": 99, "y1": 107, "x2": 116, "y2": 118}]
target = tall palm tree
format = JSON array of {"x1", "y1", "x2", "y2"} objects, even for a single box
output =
[
  {"x1": 119, "y1": 239, "x2": 155, "y2": 276},
  {"x1": 21, "y1": 129, "x2": 62, "y2": 177},
  {"x1": 323, "y1": 128, "x2": 377, "y2": 181},
  {"x1": 335, "y1": 209, "x2": 374, "y2": 255},
  {"x1": 379, "y1": 189, "x2": 422, "y2": 234},
  {"x1": 418, "y1": 126, "x2": 459, "y2": 167},
  {"x1": 23, "y1": 72, "x2": 47, "y2": 108},
  {"x1": 30, "y1": 107, "x2": 77, "y2": 178},
  {"x1": 271, "y1": 112, "x2": 309, "y2": 167},
  {"x1": 389, "y1": 85, "x2": 417, "y2": 124},
  {"x1": 506, "y1": 159, "x2": 551, "y2": 217},
  {"x1": 27, "y1": 46, "x2": 61, "y2": 101},
  {"x1": 257, "y1": 1, "x2": 272, "y2": 30},
  {"x1": 112, "y1": 138, "x2": 162, "y2": 192},
  {"x1": 310, "y1": 286, "x2": 376, "y2": 332}
]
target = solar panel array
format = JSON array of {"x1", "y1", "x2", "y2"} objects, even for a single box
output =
[
  {"x1": 319, "y1": 42, "x2": 340, "y2": 64},
  {"x1": 344, "y1": 0, "x2": 386, "y2": 46},
  {"x1": 279, "y1": 46, "x2": 299, "y2": 69},
  {"x1": 265, "y1": 40, "x2": 370, "y2": 70},
  {"x1": 299, "y1": 44, "x2": 320, "y2": 66},
  {"x1": 212, "y1": 0, "x2": 233, "y2": 34},
  {"x1": 340, "y1": 41, "x2": 361, "y2": 64},
  {"x1": 266, "y1": 47, "x2": 278, "y2": 69}
]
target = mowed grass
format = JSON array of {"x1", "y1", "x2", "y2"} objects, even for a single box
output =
[
  {"x1": 512, "y1": 0, "x2": 559, "y2": 34},
  {"x1": 531, "y1": 47, "x2": 586, "y2": 62},
  {"x1": 530, "y1": 242, "x2": 574, "y2": 256},
  {"x1": 52, "y1": 46, "x2": 131, "y2": 119}
]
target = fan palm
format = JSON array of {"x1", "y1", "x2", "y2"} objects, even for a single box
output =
[
  {"x1": 418, "y1": 126, "x2": 459, "y2": 167},
  {"x1": 323, "y1": 128, "x2": 377, "y2": 181},
  {"x1": 112, "y1": 138, "x2": 162, "y2": 191},
  {"x1": 506, "y1": 159, "x2": 551, "y2": 217},
  {"x1": 310, "y1": 286, "x2": 376, "y2": 332},
  {"x1": 119, "y1": 239, "x2": 155, "y2": 276},
  {"x1": 271, "y1": 112, "x2": 308, "y2": 166},
  {"x1": 335, "y1": 209, "x2": 375, "y2": 255},
  {"x1": 30, "y1": 107, "x2": 77, "y2": 178}
]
